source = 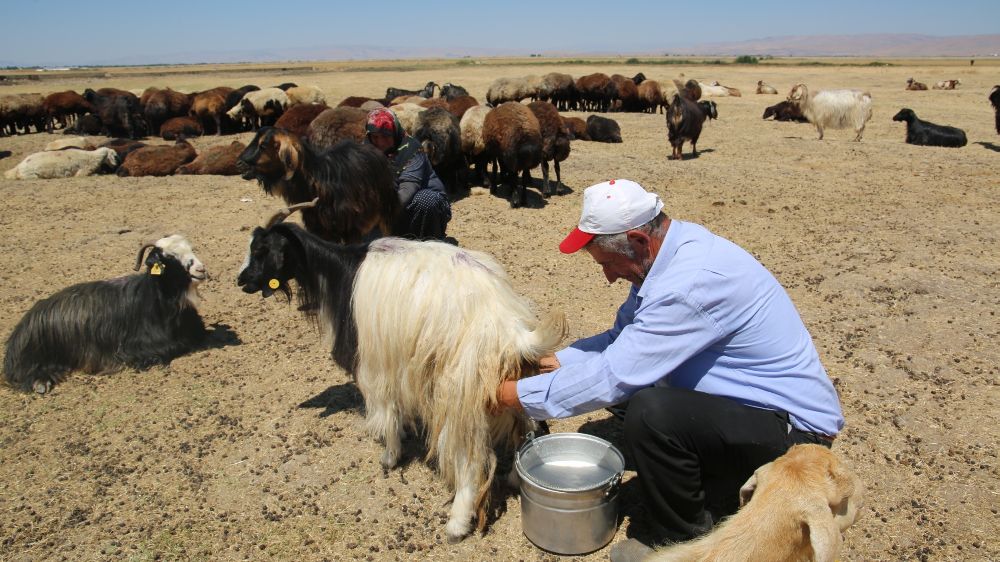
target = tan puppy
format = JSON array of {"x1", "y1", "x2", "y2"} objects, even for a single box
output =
[{"x1": 646, "y1": 444, "x2": 863, "y2": 562}]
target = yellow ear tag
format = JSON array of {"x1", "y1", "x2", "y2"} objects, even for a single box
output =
[
  {"x1": 150, "y1": 263, "x2": 163, "y2": 276},
  {"x1": 268, "y1": 279, "x2": 280, "y2": 290}
]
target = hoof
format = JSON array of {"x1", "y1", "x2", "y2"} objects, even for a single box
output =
[
  {"x1": 445, "y1": 519, "x2": 471, "y2": 543},
  {"x1": 32, "y1": 380, "x2": 51, "y2": 394},
  {"x1": 380, "y1": 449, "x2": 398, "y2": 470}
]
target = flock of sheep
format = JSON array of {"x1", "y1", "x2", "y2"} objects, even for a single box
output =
[{"x1": 2, "y1": 65, "x2": 999, "y2": 546}]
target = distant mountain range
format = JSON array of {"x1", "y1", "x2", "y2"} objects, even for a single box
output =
[{"x1": 3, "y1": 34, "x2": 998, "y2": 68}]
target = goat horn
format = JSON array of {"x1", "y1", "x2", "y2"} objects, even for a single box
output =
[
  {"x1": 134, "y1": 240, "x2": 159, "y2": 271},
  {"x1": 265, "y1": 197, "x2": 320, "y2": 228}
]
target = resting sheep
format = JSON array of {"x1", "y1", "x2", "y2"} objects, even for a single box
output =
[
  {"x1": 585, "y1": 115, "x2": 622, "y2": 143},
  {"x1": 3, "y1": 235, "x2": 207, "y2": 394},
  {"x1": 236, "y1": 127, "x2": 399, "y2": 243},
  {"x1": 116, "y1": 140, "x2": 197, "y2": 177},
  {"x1": 905, "y1": 78, "x2": 928, "y2": 91},
  {"x1": 176, "y1": 141, "x2": 247, "y2": 175},
  {"x1": 160, "y1": 116, "x2": 204, "y2": 140},
  {"x1": 237, "y1": 206, "x2": 566, "y2": 542},
  {"x1": 701, "y1": 81, "x2": 741, "y2": 97},
  {"x1": 561, "y1": 116, "x2": 589, "y2": 141},
  {"x1": 932, "y1": 80, "x2": 961, "y2": 90},
  {"x1": 786, "y1": 84, "x2": 873, "y2": 141},
  {"x1": 756, "y1": 81, "x2": 778, "y2": 95},
  {"x1": 5, "y1": 147, "x2": 119, "y2": 179},
  {"x1": 44, "y1": 136, "x2": 100, "y2": 151},
  {"x1": 762, "y1": 101, "x2": 809, "y2": 123},
  {"x1": 892, "y1": 108, "x2": 967, "y2": 148}
]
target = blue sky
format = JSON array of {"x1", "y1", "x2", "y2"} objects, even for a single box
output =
[{"x1": 3, "y1": 0, "x2": 997, "y2": 66}]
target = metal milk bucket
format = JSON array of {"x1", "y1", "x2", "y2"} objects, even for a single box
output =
[{"x1": 515, "y1": 432, "x2": 625, "y2": 555}]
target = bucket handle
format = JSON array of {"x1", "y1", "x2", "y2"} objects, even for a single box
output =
[{"x1": 606, "y1": 473, "x2": 623, "y2": 498}]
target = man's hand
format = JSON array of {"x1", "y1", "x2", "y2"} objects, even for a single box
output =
[
  {"x1": 492, "y1": 380, "x2": 523, "y2": 414},
  {"x1": 539, "y1": 354, "x2": 560, "y2": 373}
]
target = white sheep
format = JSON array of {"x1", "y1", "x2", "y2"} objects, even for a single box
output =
[
  {"x1": 756, "y1": 80, "x2": 778, "y2": 94},
  {"x1": 44, "y1": 136, "x2": 101, "y2": 151},
  {"x1": 388, "y1": 102, "x2": 427, "y2": 135},
  {"x1": 5, "y1": 147, "x2": 119, "y2": 179},
  {"x1": 226, "y1": 87, "x2": 290, "y2": 128},
  {"x1": 700, "y1": 81, "x2": 742, "y2": 97},
  {"x1": 787, "y1": 84, "x2": 873, "y2": 141},
  {"x1": 486, "y1": 77, "x2": 536, "y2": 106},
  {"x1": 285, "y1": 85, "x2": 326, "y2": 106}
]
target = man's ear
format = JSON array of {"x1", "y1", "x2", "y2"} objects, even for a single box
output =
[{"x1": 626, "y1": 229, "x2": 651, "y2": 258}]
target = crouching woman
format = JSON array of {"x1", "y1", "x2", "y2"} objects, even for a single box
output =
[{"x1": 365, "y1": 108, "x2": 451, "y2": 241}]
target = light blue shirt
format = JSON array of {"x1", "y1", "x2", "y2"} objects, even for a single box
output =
[{"x1": 518, "y1": 220, "x2": 844, "y2": 436}]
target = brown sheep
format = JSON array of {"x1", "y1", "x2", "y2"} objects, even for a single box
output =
[
  {"x1": 526, "y1": 101, "x2": 569, "y2": 197},
  {"x1": 561, "y1": 116, "x2": 589, "y2": 141},
  {"x1": 418, "y1": 98, "x2": 449, "y2": 111},
  {"x1": 637, "y1": 80, "x2": 666, "y2": 114},
  {"x1": 144, "y1": 88, "x2": 192, "y2": 135},
  {"x1": 610, "y1": 74, "x2": 640, "y2": 112},
  {"x1": 42, "y1": 91, "x2": 93, "y2": 131},
  {"x1": 306, "y1": 106, "x2": 368, "y2": 151},
  {"x1": 100, "y1": 138, "x2": 147, "y2": 161},
  {"x1": 176, "y1": 141, "x2": 247, "y2": 175},
  {"x1": 274, "y1": 103, "x2": 330, "y2": 138},
  {"x1": 482, "y1": 102, "x2": 543, "y2": 208},
  {"x1": 116, "y1": 140, "x2": 197, "y2": 177},
  {"x1": 189, "y1": 86, "x2": 234, "y2": 135},
  {"x1": 905, "y1": 78, "x2": 928, "y2": 91},
  {"x1": 337, "y1": 96, "x2": 377, "y2": 108},
  {"x1": 160, "y1": 116, "x2": 204, "y2": 140},
  {"x1": 540, "y1": 72, "x2": 577, "y2": 111},
  {"x1": 756, "y1": 80, "x2": 779, "y2": 95},
  {"x1": 446, "y1": 95, "x2": 478, "y2": 120},
  {"x1": 575, "y1": 73, "x2": 616, "y2": 112}
]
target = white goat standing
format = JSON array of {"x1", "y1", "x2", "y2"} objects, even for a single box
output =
[{"x1": 787, "y1": 84, "x2": 873, "y2": 141}]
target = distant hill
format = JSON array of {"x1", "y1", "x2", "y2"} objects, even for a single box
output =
[{"x1": 676, "y1": 34, "x2": 1000, "y2": 58}]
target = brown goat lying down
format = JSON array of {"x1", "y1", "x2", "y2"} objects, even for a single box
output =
[
  {"x1": 117, "y1": 140, "x2": 196, "y2": 177},
  {"x1": 645, "y1": 444, "x2": 863, "y2": 562},
  {"x1": 176, "y1": 141, "x2": 247, "y2": 175}
]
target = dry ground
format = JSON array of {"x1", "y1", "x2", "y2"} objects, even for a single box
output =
[{"x1": 0, "y1": 58, "x2": 998, "y2": 562}]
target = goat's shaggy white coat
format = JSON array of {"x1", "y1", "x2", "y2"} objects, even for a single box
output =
[
  {"x1": 5, "y1": 147, "x2": 118, "y2": 179},
  {"x1": 349, "y1": 237, "x2": 566, "y2": 541},
  {"x1": 787, "y1": 84, "x2": 873, "y2": 141}
]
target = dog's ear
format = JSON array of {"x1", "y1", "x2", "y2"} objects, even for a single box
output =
[
  {"x1": 739, "y1": 462, "x2": 773, "y2": 507},
  {"x1": 827, "y1": 455, "x2": 864, "y2": 532},
  {"x1": 275, "y1": 134, "x2": 300, "y2": 180},
  {"x1": 803, "y1": 504, "x2": 842, "y2": 562}
]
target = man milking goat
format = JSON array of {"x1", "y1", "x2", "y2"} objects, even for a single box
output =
[{"x1": 495, "y1": 179, "x2": 844, "y2": 559}]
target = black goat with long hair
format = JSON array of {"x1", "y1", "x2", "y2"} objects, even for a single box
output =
[
  {"x1": 3, "y1": 235, "x2": 207, "y2": 394},
  {"x1": 236, "y1": 126, "x2": 399, "y2": 243},
  {"x1": 892, "y1": 108, "x2": 967, "y2": 148},
  {"x1": 990, "y1": 85, "x2": 1000, "y2": 135}
]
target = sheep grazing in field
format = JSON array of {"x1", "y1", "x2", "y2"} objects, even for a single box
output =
[
  {"x1": 576, "y1": 73, "x2": 616, "y2": 112},
  {"x1": 527, "y1": 101, "x2": 570, "y2": 197},
  {"x1": 117, "y1": 140, "x2": 197, "y2": 177},
  {"x1": 892, "y1": 108, "x2": 967, "y2": 148},
  {"x1": 190, "y1": 86, "x2": 235, "y2": 135},
  {"x1": 539, "y1": 72, "x2": 578, "y2": 111},
  {"x1": 385, "y1": 81, "x2": 437, "y2": 101},
  {"x1": 666, "y1": 82, "x2": 717, "y2": 161},
  {"x1": 460, "y1": 105, "x2": 491, "y2": 187},
  {"x1": 160, "y1": 116, "x2": 204, "y2": 140},
  {"x1": 42, "y1": 90, "x2": 93, "y2": 131},
  {"x1": 237, "y1": 205, "x2": 567, "y2": 542},
  {"x1": 143, "y1": 88, "x2": 192, "y2": 136},
  {"x1": 413, "y1": 107, "x2": 465, "y2": 196},
  {"x1": 5, "y1": 147, "x2": 119, "y2": 179},
  {"x1": 223, "y1": 85, "x2": 260, "y2": 132},
  {"x1": 933, "y1": 79, "x2": 961, "y2": 90},
  {"x1": 990, "y1": 85, "x2": 1000, "y2": 134},
  {"x1": 227, "y1": 87, "x2": 290, "y2": 130},
  {"x1": 643, "y1": 444, "x2": 863, "y2": 562},
  {"x1": 3, "y1": 235, "x2": 207, "y2": 394},
  {"x1": 486, "y1": 77, "x2": 536, "y2": 106},
  {"x1": 274, "y1": 103, "x2": 329, "y2": 137},
  {"x1": 0, "y1": 93, "x2": 48, "y2": 135},
  {"x1": 176, "y1": 141, "x2": 247, "y2": 175},
  {"x1": 64, "y1": 114, "x2": 104, "y2": 136},
  {"x1": 763, "y1": 100, "x2": 808, "y2": 123},
  {"x1": 237, "y1": 127, "x2": 399, "y2": 243},
  {"x1": 637, "y1": 80, "x2": 666, "y2": 113},
  {"x1": 439, "y1": 83, "x2": 470, "y2": 100},
  {"x1": 285, "y1": 85, "x2": 326, "y2": 106},
  {"x1": 586, "y1": 115, "x2": 622, "y2": 143},
  {"x1": 44, "y1": 136, "x2": 100, "y2": 151},
  {"x1": 306, "y1": 106, "x2": 368, "y2": 151},
  {"x1": 756, "y1": 80, "x2": 778, "y2": 94},
  {"x1": 786, "y1": 84, "x2": 873, "y2": 141},
  {"x1": 610, "y1": 74, "x2": 640, "y2": 112},
  {"x1": 561, "y1": 116, "x2": 589, "y2": 141},
  {"x1": 482, "y1": 102, "x2": 544, "y2": 208},
  {"x1": 905, "y1": 78, "x2": 928, "y2": 91}
]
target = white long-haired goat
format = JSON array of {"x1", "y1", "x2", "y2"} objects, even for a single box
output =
[
  {"x1": 787, "y1": 84, "x2": 873, "y2": 141},
  {"x1": 237, "y1": 203, "x2": 567, "y2": 542}
]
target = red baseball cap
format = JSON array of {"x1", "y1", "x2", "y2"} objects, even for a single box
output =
[{"x1": 559, "y1": 179, "x2": 664, "y2": 254}]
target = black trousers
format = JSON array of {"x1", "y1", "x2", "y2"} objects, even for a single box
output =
[{"x1": 623, "y1": 387, "x2": 832, "y2": 542}]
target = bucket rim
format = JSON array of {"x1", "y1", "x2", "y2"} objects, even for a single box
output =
[{"x1": 515, "y1": 432, "x2": 625, "y2": 493}]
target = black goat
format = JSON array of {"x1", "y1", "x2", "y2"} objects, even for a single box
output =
[
  {"x1": 891, "y1": 108, "x2": 967, "y2": 148},
  {"x1": 385, "y1": 81, "x2": 437, "y2": 101},
  {"x1": 236, "y1": 127, "x2": 399, "y2": 243},
  {"x1": 83, "y1": 88, "x2": 145, "y2": 139},
  {"x1": 667, "y1": 92, "x2": 717, "y2": 160},
  {"x1": 763, "y1": 100, "x2": 809, "y2": 123},
  {"x1": 3, "y1": 236, "x2": 207, "y2": 394},
  {"x1": 991, "y1": 85, "x2": 1000, "y2": 135},
  {"x1": 439, "y1": 83, "x2": 470, "y2": 100}
]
